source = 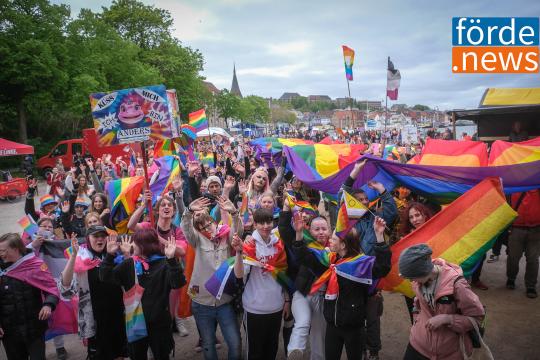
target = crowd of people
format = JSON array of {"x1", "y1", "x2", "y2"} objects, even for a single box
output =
[{"x1": 0, "y1": 131, "x2": 536, "y2": 360}]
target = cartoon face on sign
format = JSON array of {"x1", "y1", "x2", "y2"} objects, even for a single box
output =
[
  {"x1": 90, "y1": 85, "x2": 173, "y2": 145},
  {"x1": 118, "y1": 95, "x2": 145, "y2": 127}
]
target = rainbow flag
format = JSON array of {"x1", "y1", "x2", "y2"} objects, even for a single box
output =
[
  {"x1": 342, "y1": 45, "x2": 355, "y2": 81},
  {"x1": 415, "y1": 138, "x2": 488, "y2": 167},
  {"x1": 378, "y1": 177, "x2": 517, "y2": 297},
  {"x1": 335, "y1": 202, "x2": 358, "y2": 239},
  {"x1": 198, "y1": 152, "x2": 215, "y2": 168},
  {"x1": 488, "y1": 136, "x2": 540, "y2": 166},
  {"x1": 106, "y1": 176, "x2": 145, "y2": 233},
  {"x1": 286, "y1": 192, "x2": 318, "y2": 217},
  {"x1": 181, "y1": 124, "x2": 197, "y2": 141},
  {"x1": 153, "y1": 139, "x2": 176, "y2": 158},
  {"x1": 284, "y1": 143, "x2": 366, "y2": 180},
  {"x1": 240, "y1": 194, "x2": 249, "y2": 225},
  {"x1": 150, "y1": 156, "x2": 180, "y2": 203},
  {"x1": 204, "y1": 257, "x2": 237, "y2": 300},
  {"x1": 383, "y1": 144, "x2": 400, "y2": 161},
  {"x1": 188, "y1": 109, "x2": 208, "y2": 132},
  {"x1": 310, "y1": 250, "x2": 375, "y2": 299},
  {"x1": 18, "y1": 215, "x2": 38, "y2": 237}
]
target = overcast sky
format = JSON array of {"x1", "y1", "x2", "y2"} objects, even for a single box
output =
[{"x1": 55, "y1": 0, "x2": 540, "y2": 110}]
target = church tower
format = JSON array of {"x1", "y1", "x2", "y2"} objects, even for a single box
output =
[{"x1": 230, "y1": 63, "x2": 243, "y2": 98}]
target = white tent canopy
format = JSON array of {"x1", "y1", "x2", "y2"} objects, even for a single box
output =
[{"x1": 197, "y1": 127, "x2": 233, "y2": 140}]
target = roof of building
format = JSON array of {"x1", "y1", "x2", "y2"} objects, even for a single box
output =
[
  {"x1": 203, "y1": 81, "x2": 220, "y2": 95},
  {"x1": 279, "y1": 92, "x2": 301, "y2": 101},
  {"x1": 230, "y1": 64, "x2": 242, "y2": 98}
]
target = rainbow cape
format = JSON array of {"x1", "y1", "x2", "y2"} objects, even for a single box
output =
[
  {"x1": 378, "y1": 177, "x2": 517, "y2": 297},
  {"x1": 488, "y1": 136, "x2": 540, "y2": 166},
  {"x1": 309, "y1": 250, "x2": 375, "y2": 300},
  {"x1": 188, "y1": 109, "x2": 208, "y2": 132},
  {"x1": 149, "y1": 156, "x2": 181, "y2": 203},
  {"x1": 106, "y1": 176, "x2": 145, "y2": 233},
  {"x1": 342, "y1": 45, "x2": 355, "y2": 81}
]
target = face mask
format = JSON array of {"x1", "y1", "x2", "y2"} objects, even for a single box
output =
[{"x1": 201, "y1": 230, "x2": 212, "y2": 239}]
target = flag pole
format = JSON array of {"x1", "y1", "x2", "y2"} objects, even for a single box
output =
[
  {"x1": 385, "y1": 56, "x2": 389, "y2": 133},
  {"x1": 140, "y1": 141, "x2": 155, "y2": 227},
  {"x1": 346, "y1": 78, "x2": 353, "y2": 130}
]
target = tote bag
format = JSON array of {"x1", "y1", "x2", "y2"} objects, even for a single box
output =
[
  {"x1": 123, "y1": 262, "x2": 148, "y2": 343},
  {"x1": 460, "y1": 317, "x2": 494, "y2": 360}
]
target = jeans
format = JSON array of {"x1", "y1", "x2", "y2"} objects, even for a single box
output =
[
  {"x1": 507, "y1": 226, "x2": 540, "y2": 288},
  {"x1": 191, "y1": 301, "x2": 241, "y2": 360},
  {"x1": 287, "y1": 291, "x2": 326, "y2": 360}
]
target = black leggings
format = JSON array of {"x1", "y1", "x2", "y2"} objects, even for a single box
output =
[
  {"x1": 325, "y1": 323, "x2": 365, "y2": 360},
  {"x1": 403, "y1": 343, "x2": 429, "y2": 360},
  {"x1": 245, "y1": 310, "x2": 282, "y2": 360},
  {"x1": 128, "y1": 328, "x2": 174, "y2": 360}
]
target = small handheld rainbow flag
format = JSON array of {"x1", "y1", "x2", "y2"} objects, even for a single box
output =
[
  {"x1": 153, "y1": 139, "x2": 176, "y2": 158},
  {"x1": 286, "y1": 192, "x2": 318, "y2": 217},
  {"x1": 188, "y1": 109, "x2": 208, "y2": 132},
  {"x1": 343, "y1": 191, "x2": 368, "y2": 219},
  {"x1": 181, "y1": 124, "x2": 197, "y2": 141},
  {"x1": 18, "y1": 215, "x2": 38, "y2": 237},
  {"x1": 240, "y1": 194, "x2": 250, "y2": 225},
  {"x1": 335, "y1": 202, "x2": 358, "y2": 239}
]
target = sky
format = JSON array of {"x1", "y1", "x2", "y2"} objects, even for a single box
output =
[{"x1": 54, "y1": 0, "x2": 540, "y2": 110}]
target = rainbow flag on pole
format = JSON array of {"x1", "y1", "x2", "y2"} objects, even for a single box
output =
[
  {"x1": 188, "y1": 109, "x2": 208, "y2": 132},
  {"x1": 106, "y1": 176, "x2": 145, "y2": 233},
  {"x1": 378, "y1": 177, "x2": 517, "y2": 297},
  {"x1": 150, "y1": 156, "x2": 181, "y2": 203},
  {"x1": 342, "y1": 45, "x2": 355, "y2": 81},
  {"x1": 153, "y1": 139, "x2": 176, "y2": 158}
]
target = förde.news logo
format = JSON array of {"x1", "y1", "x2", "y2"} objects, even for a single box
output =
[{"x1": 452, "y1": 17, "x2": 539, "y2": 73}]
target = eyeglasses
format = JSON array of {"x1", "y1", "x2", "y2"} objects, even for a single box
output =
[
  {"x1": 200, "y1": 222, "x2": 214, "y2": 231},
  {"x1": 39, "y1": 224, "x2": 54, "y2": 230}
]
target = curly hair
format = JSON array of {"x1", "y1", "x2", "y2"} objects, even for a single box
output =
[{"x1": 399, "y1": 202, "x2": 434, "y2": 237}]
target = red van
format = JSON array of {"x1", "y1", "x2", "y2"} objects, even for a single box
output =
[{"x1": 37, "y1": 129, "x2": 139, "y2": 176}]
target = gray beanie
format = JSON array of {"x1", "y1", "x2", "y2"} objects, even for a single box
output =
[{"x1": 398, "y1": 244, "x2": 434, "y2": 279}]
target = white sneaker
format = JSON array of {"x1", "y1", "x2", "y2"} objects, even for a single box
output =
[
  {"x1": 288, "y1": 349, "x2": 303, "y2": 360},
  {"x1": 175, "y1": 317, "x2": 189, "y2": 337}
]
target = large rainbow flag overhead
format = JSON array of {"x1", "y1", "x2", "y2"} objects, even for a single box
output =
[
  {"x1": 283, "y1": 143, "x2": 366, "y2": 180},
  {"x1": 378, "y1": 178, "x2": 517, "y2": 297},
  {"x1": 106, "y1": 176, "x2": 145, "y2": 233},
  {"x1": 342, "y1": 45, "x2": 355, "y2": 81},
  {"x1": 285, "y1": 150, "x2": 540, "y2": 204},
  {"x1": 413, "y1": 138, "x2": 488, "y2": 167},
  {"x1": 488, "y1": 136, "x2": 540, "y2": 166},
  {"x1": 188, "y1": 109, "x2": 208, "y2": 132}
]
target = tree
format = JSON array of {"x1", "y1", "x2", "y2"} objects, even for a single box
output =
[
  {"x1": 101, "y1": 0, "x2": 173, "y2": 49},
  {"x1": 271, "y1": 106, "x2": 296, "y2": 125},
  {"x1": 216, "y1": 89, "x2": 241, "y2": 127},
  {"x1": 0, "y1": 0, "x2": 70, "y2": 143},
  {"x1": 290, "y1": 96, "x2": 309, "y2": 110},
  {"x1": 243, "y1": 96, "x2": 270, "y2": 124},
  {"x1": 412, "y1": 104, "x2": 431, "y2": 111}
]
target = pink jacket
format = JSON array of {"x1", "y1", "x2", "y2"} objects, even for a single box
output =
[{"x1": 409, "y1": 258, "x2": 485, "y2": 360}]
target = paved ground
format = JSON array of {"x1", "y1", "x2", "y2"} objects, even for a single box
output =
[{"x1": 0, "y1": 183, "x2": 538, "y2": 359}]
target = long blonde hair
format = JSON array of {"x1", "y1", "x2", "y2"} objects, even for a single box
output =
[{"x1": 247, "y1": 168, "x2": 270, "y2": 200}]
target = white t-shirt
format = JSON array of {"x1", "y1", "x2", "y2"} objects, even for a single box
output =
[{"x1": 242, "y1": 265, "x2": 284, "y2": 314}]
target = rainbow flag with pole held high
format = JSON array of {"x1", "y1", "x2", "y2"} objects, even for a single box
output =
[
  {"x1": 106, "y1": 176, "x2": 145, "y2": 233},
  {"x1": 377, "y1": 177, "x2": 517, "y2": 298},
  {"x1": 188, "y1": 109, "x2": 208, "y2": 132}
]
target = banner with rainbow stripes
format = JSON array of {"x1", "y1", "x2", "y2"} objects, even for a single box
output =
[{"x1": 377, "y1": 177, "x2": 517, "y2": 297}]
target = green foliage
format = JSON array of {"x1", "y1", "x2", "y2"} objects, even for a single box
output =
[
  {"x1": 412, "y1": 104, "x2": 431, "y2": 111},
  {"x1": 216, "y1": 89, "x2": 241, "y2": 123},
  {"x1": 0, "y1": 0, "x2": 208, "y2": 149},
  {"x1": 271, "y1": 106, "x2": 296, "y2": 124}
]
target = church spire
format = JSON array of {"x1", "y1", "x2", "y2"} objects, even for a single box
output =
[{"x1": 230, "y1": 62, "x2": 242, "y2": 98}]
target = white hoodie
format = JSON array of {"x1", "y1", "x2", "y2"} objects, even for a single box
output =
[{"x1": 242, "y1": 229, "x2": 285, "y2": 314}]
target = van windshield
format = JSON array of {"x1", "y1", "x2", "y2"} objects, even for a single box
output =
[{"x1": 51, "y1": 143, "x2": 67, "y2": 157}]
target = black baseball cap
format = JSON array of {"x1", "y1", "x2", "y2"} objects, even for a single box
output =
[{"x1": 86, "y1": 225, "x2": 108, "y2": 237}]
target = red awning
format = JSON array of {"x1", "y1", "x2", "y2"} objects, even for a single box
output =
[{"x1": 0, "y1": 138, "x2": 34, "y2": 156}]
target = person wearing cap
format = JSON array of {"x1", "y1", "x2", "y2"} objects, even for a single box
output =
[
  {"x1": 25, "y1": 178, "x2": 62, "y2": 231},
  {"x1": 60, "y1": 197, "x2": 90, "y2": 238},
  {"x1": 399, "y1": 244, "x2": 485, "y2": 360},
  {"x1": 60, "y1": 226, "x2": 128, "y2": 360}
]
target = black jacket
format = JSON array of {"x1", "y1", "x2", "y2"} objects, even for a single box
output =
[
  {"x1": 0, "y1": 259, "x2": 59, "y2": 340},
  {"x1": 279, "y1": 210, "x2": 327, "y2": 296},
  {"x1": 309, "y1": 243, "x2": 391, "y2": 328},
  {"x1": 100, "y1": 255, "x2": 185, "y2": 331}
]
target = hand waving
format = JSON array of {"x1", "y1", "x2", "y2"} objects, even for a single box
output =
[{"x1": 164, "y1": 236, "x2": 177, "y2": 259}]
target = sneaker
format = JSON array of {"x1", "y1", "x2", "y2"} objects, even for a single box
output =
[
  {"x1": 288, "y1": 349, "x2": 303, "y2": 360},
  {"x1": 195, "y1": 339, "x2": 203, "y2": 353},
  {"x1": 472, "y1": 280, "x2": 489, "y2": 290},
  {"x1": 526, "y1": 288, "x2": 538, "y2": 299},
  {"x1": 175, "y1": 317, "x2": 189, "y2": 337},
  {"x1": 487, "y1": 254, "x2": 499, "y2": 263},
  {"x1": 506, "y1": 279, "x2": 516, "y2": 290},
  {"x1": 56, "y1": 347, "x2": 67, "y2": 360}
]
